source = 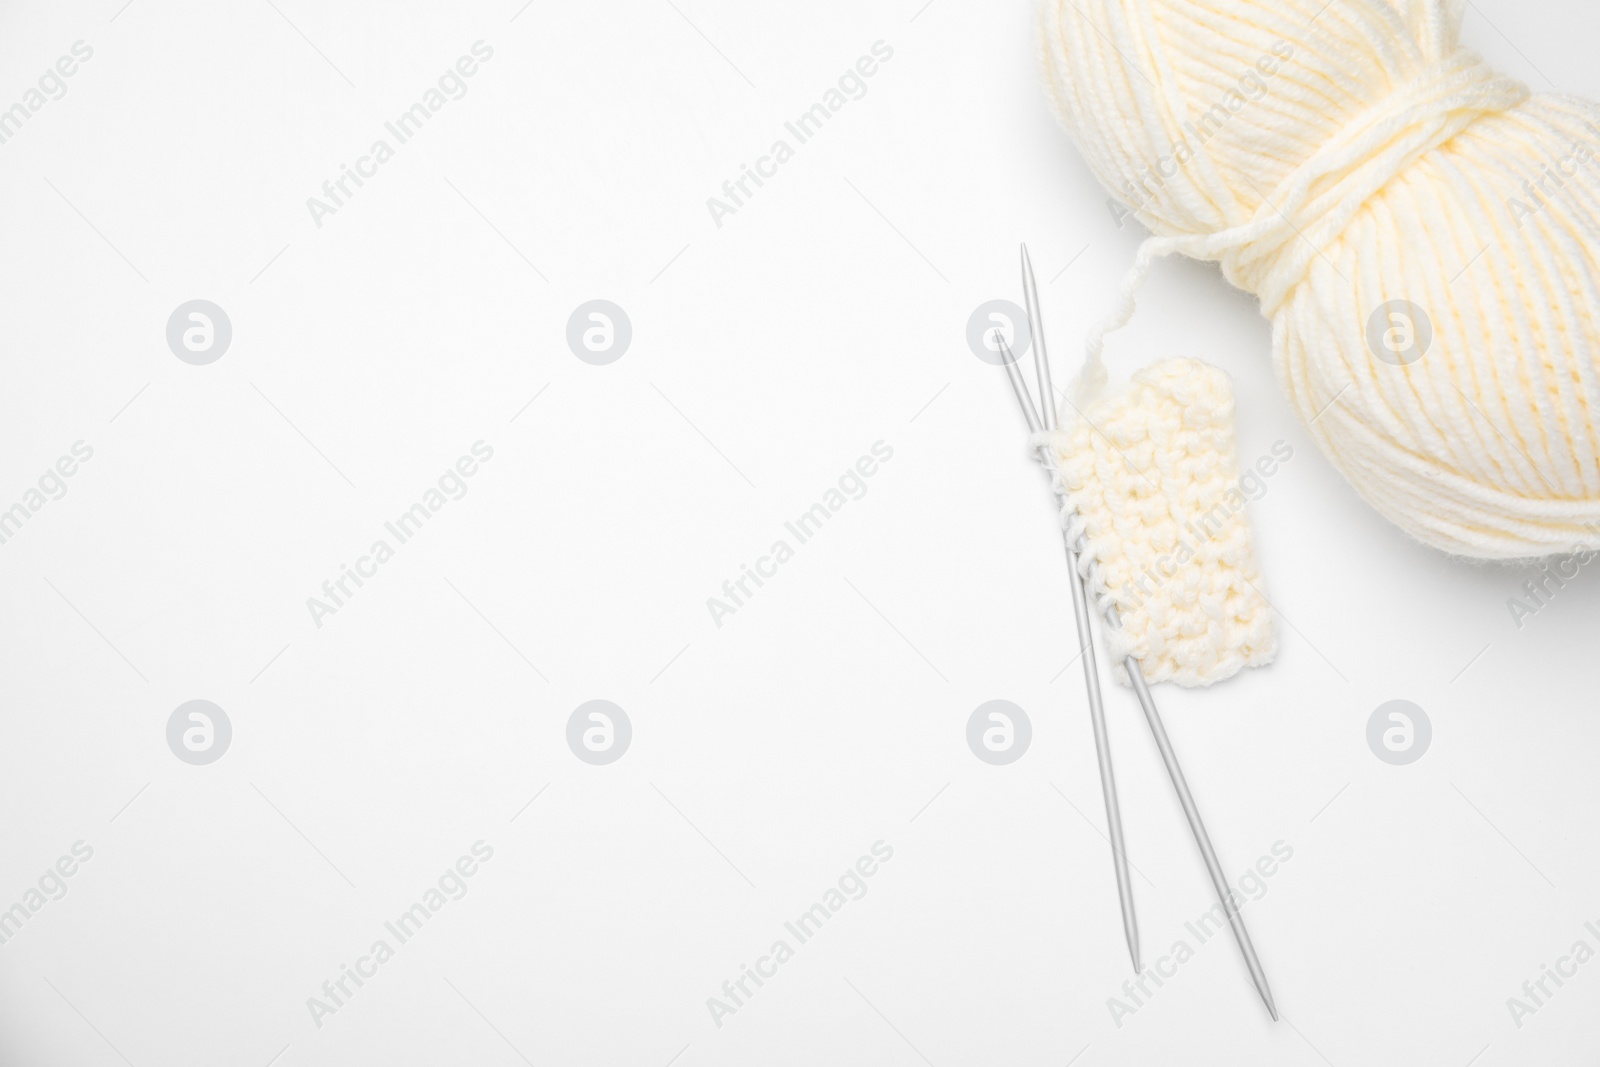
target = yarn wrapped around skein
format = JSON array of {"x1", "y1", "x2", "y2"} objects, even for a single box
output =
[{"x1": 1040, "y1": 0, "x2": 1600, "y2": 559}]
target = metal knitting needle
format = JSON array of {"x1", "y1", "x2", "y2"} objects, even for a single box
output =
[
  {"x1": 1010, "y1": 249, "x2": 1278, "y2": 1021},
  {"x1": 1021, "y1": 244, "x2": 1056, "y2": 432},
  {"x1": 993, "y1": 326, "x2": 1140, "y2": 975},
  {"x1": 1123, "y1": 651, "x2": 1278, "y2": 1021}
]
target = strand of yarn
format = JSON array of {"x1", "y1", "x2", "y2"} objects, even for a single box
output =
[{"x1": 1042, "y1": 0, "x2": 1600, "y2": 558}]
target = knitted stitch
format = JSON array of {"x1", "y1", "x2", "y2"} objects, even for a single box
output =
[{"x1": 1043, "y1": 358, "x2": 1276, "y2": 687}]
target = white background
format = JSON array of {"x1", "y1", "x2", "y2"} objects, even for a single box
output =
[{"x1": 1, "y1": 0, "x2": 1598, "y2": 1064}]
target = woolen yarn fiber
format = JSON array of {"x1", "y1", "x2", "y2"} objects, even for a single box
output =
[{"x1": 1040, "y1": 0, "x2": 1600, "y2": 558}]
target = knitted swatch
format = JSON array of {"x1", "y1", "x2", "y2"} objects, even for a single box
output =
[{"x1": 1044, "y1": 358, "x2": 1276, "y2": 687}]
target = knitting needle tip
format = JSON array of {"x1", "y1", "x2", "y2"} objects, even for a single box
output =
[
  {"x1": 1258, "y1": 978, "x2": 1279, "y2": 1022},
  {"x1": 1018, "y1": 243, "x2": 1056, "y2": 431}
]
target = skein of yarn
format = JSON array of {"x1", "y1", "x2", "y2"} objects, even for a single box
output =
[{"x1": 1039, "y1": 0, "x2": 1600, "y2": 559}]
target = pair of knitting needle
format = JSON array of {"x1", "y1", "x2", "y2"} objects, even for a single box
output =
[{"x1": 995, "y1": 245, "x2": 1277, "y2": 1022}]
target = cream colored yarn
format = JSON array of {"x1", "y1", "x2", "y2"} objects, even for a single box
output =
[
  {"x1": 1045, "y1": 358, "x2": 1277, "y2": 687},
  {"x1": 1040, "y1": 0, "x2": 1600, "y2": 559}
]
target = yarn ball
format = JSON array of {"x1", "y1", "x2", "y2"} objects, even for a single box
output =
[{"x1": 1039, "y1": 0, "x2": 1600, "y2": 559}]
